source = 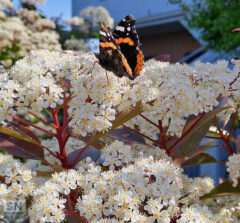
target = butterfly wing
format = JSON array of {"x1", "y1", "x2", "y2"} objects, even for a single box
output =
[
  {"x1": 112, "y1": 15, "x2": 144, "y2": 78},
  {"x1": 96, "y1": 22, "x2": 134, "y2": 79}
]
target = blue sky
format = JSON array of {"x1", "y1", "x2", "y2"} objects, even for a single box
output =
[{"x1": 13, "y1": 0, "x2": 71, "y2": 20}]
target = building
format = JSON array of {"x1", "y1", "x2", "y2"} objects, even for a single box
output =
[{"x1": 72, "y1": 0, "x2": 201, "y2": 62}]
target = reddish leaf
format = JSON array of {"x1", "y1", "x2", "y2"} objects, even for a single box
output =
[
  {"x1": 108, "y1": 127, "x2": 146, "y2": 144},
  {"x1": 7, "y1": 122, "x2": 40, "y2": 143},
  {"x1": 173, "y1": 144, "x2": 216, "y2": 160},
  {"x1": 181, "y1": 153, "x2": 218, "y2": 168},
  {"x1": 0, "y1": 132, "x2": 44, "y2": 160},
  {"x1": 67, "y1": 146, "x2": 103, "y2": 165},
  {"x1": 177, "y1": 97, "x2": 228, "y2": 155}
]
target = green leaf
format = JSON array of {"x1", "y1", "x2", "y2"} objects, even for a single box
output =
[
  {"x1": 201, "y1": 180, "x2": 240, "y2": 199},
  {"x1": 181, "y1": 153, "x2": 218, "y2": 168}
]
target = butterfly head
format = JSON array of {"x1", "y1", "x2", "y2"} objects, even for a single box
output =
[{"x1": 123, "y1": 15, "x2": 135, "y2": 24}]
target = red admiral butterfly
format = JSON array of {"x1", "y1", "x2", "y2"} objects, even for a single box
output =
[{"x1": 95, "y1": 15, "x2": 144, "y2": 80}]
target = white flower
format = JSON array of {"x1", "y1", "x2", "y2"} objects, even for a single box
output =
[
  {"x1": 226, "y1": 153, "x2": 240, "y2": 187},
  {"x1": 67, "y1": 16, "x2": 84, "y2": 26},
  {"x1": 177, "y1": 204, "x2": 214, "y2": 223},
  {"x1": 80, "y1": 6, "x2": 114, "y2": 28}
]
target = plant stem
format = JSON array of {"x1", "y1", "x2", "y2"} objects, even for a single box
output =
[
  {"x1": 122, "y1": 124, "x2": 159, "y2": 145},
  {"x1": 51, "y1": 108, "x2": 69, "y2": 168},
  {"x1": 140, "y1": 114, "x2": 159, "y2": 128},
  {"x1": 167, "y1": 112, "x2": 206, "y2": 154},
  {"x1": 63, "y1": 210, "x2": 88, "y2": 223},
  {"x1": 10, "y1": 114, "x2": 56, "y2": 136},
  {"x1": 214, "y1": 117, "x2": 235, "y2": 155},
  {"x1": 28, "y1": 110, "x2": 56, "y2": 128}
]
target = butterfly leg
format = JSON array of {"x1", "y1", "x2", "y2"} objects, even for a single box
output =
[
  {"x1": 91, "y1": 60, "x2": 110, "y2": 85},
  {"x1": 105, "y1": 70, "x2": 110, "y2": 85}
]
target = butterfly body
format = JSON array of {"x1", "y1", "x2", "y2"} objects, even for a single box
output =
[{"x1": 96, "y1": 15, "x2": 144, "y2": 80}]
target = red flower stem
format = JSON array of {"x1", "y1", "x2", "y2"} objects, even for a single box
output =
[
  {"x1": 51, "y1": 108, "x2": 69, "y2": 168},
  {"x1": 51, "y1": 108, "x2": 60, "y2": 127},
  {"x1": 71, "y1": 141, "x2": 92, "y2": 168},
  {"x1": 63, "y1": 91, "x2": 68, "y2": 139},
  {"x1": 63, "y1": 133, "x2": 71, "y2": 146},
  {"x1": 229, "y1": 112, "x2": 237, "y2": 140},
  {"x1": 214, "y1": 144, "x2": 229, "y2": 153},
  {"x1": 28, "y1": 110, "x2": 57, "y2": 128},
  {"x1": 158, "y1": 120, "x2": 167, "y2": 150},
  {"x1": 229, "y1": 72, "x2": 240, "y2": 86},
  {"x1": 63, "y1": 210, "x2": 88, "y2": 223},
  {"x1": 10, "y1": 114, "x2": 56, "y2": 137},
  {"x1": 62, "y1": 118, "x2": 72, "y2": 129},
  {"x1": 139, "y1": 114, "x2": 159, "y2": 128},
  {"x1": 167, "y1": 112, "x2": 206, "y2": 154},
  {"x1": 122, "y1": 124, "x2": 159, "y2": 145},
  {"x1": 222, "y1": 113, "x2": 232, "y2": 131},
  {"x1": 42, "y1": 159, "x2": 54, "y2": 168},
  {"x1": 214, "y1": 117, "x2": 234, "y2": 155},
  {"x1": 56, "y1": 95, "x2": 73, "y2": 114},
  {"x1": 40, "y1": 144, "x2": 59, "y2": 159},
  {"x1": 67, "y1": 195, "x2": 73, "y2": 213}
]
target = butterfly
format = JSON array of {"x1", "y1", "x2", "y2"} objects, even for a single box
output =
[{"x1": 95, "y1": 15, "x2": 144, "y2": 80}]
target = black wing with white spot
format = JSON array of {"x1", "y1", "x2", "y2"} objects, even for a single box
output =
[
  {"x1": 96, "y1": 22, "x2": 134, "y2": 79},
  {"x1": 112, "y1": 15, "x2": 140, "y2": 45},
  {"x1": 112, "y1": 15, "x2": 143, "y2": 78}
]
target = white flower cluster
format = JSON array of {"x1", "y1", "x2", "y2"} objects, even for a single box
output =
[
  {"x1": 78, "y1": 156, "x2": 183, "y2": 222},
  {"x1": 1, "y1": 50, "x2": 240, "y2": 138},
  {"x1": 101, "y1": 140, "x2": 170, "y2": 170},
  {"x1": 0, "y1": 0, "x2": 12, "y2": 10},
  {"x1": 127, "y1": 59, "x2": 237, "y2": 137},
  {"x1": 207, "y1": 195, "x2": 240, "y2": 222},
  {"x1": 27, "y1": 147, "x2": 219, "y2": 222},
  {"x1": 64, "y1": 39, "x2": 90, "y2": 52},
  {"x1": 177, "y1": 204, "x2": 214, "y2": 223},
  {"x1": 0, "y1": 3, "x2": 60, "y2": 67},
  {"x1": 67, "y1": 16, "x2": 84, "y2": 26},
  {"x1": 226, "y1": 153, "x2": 240, "y2": 187},
  {"x1": 101, "y1": 141, "x2": 135, "y2": 170},
  {"x1": 0, "y1": 50, "x2": 74, "y2": 121},
  {"x1": 80, "y1": 6, "x2": 114, "y2": 28},
  {"x1": 0, "y1": 154, "x2": 35, "y2": 204},
  {"x1": 65, "y1": 6, "x2": 114, "y2": 50},
  {"x1": 181, "y1": 176, "x2": 214, "y2": 204},
  {"x1": 29, "y1": 170, "x2": 75, "y2": 223}
]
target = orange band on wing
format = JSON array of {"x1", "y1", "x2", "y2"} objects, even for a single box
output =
[
  {"x1": 100, "y1": 42, "x2": 117, "y2": 49},
  {"x1": 115, "y1": 38, "x2": 134, "y2": 46},
  {"x1": 134, "y1": 50, "x2": 144, "y2": 75},
  {"x1": 120, "y1": 54, "x2": 133, "y2": 77}
]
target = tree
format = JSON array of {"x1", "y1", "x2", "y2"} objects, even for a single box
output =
[{"x1": 170, "y1": 0, "x2": 240, "y2": 52}]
